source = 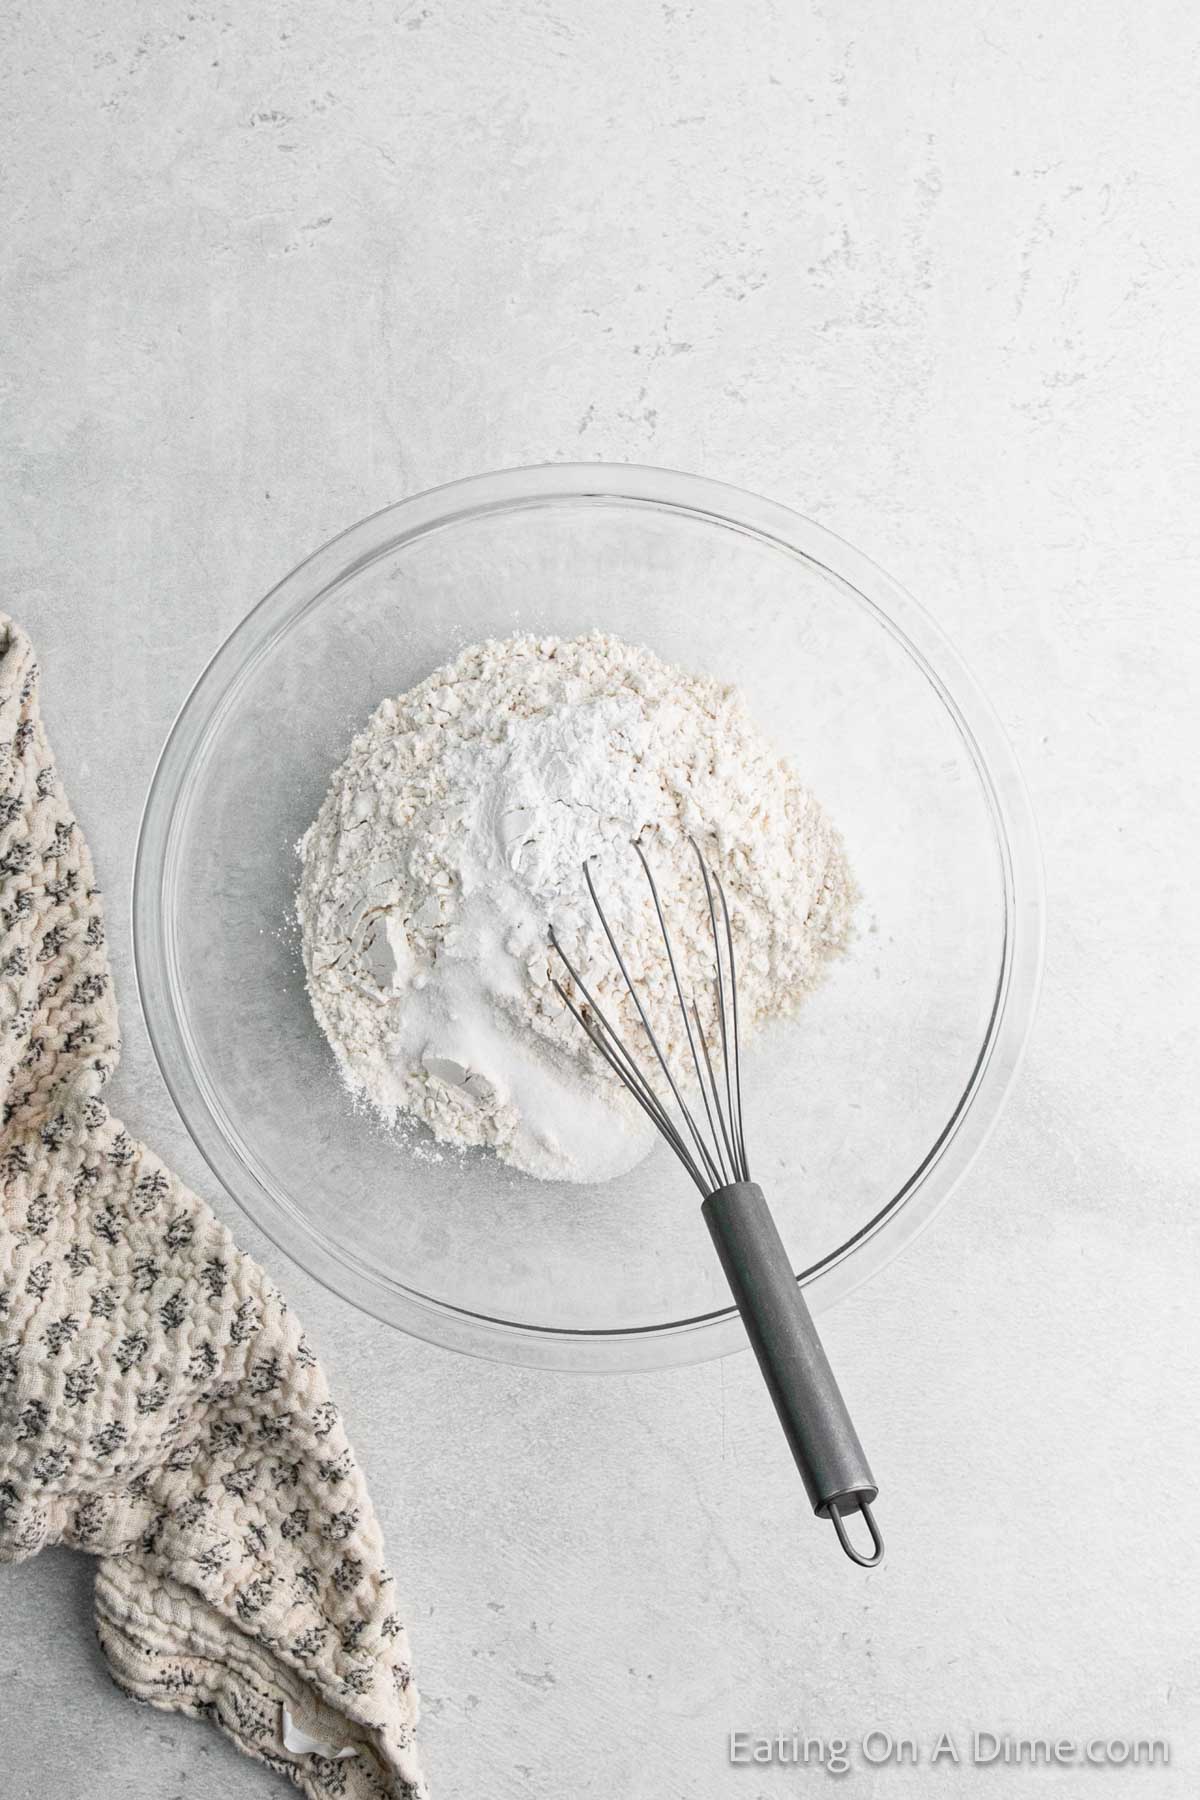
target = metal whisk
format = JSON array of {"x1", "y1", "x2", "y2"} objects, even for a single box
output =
[{"x1": 550, "y1": 839, "x2": 883, "y2": 1569}]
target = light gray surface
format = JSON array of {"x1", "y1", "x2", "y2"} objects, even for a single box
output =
[{"x1": 3, "y1": 3, "x2": 1198, "y2": 1796}]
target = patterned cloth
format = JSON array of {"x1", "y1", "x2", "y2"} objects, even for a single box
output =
[{"x1": 0, "y1": 617, "x2": 425, "y2": 1798}]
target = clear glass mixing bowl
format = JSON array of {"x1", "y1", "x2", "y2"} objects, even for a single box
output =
[{"x1": 133, "y1": 465, "x2": 1043, "y2": 1370}]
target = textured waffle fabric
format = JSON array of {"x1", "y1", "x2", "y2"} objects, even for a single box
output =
[{"x1": 0, "y1": 617, "x2": 425, "y2": 1798}]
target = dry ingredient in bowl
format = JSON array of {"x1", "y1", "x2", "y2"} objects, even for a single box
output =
[{"x1": 296, "y1": 632, "x2": 855, "y2": 1182}]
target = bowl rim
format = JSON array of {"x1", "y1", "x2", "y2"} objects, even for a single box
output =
[{"x1": 132, "y1": 461, "x2": 1045, "y2": 1371}]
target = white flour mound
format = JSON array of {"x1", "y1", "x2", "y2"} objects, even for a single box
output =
[{"x1": 296, "y1": 632, "x2": 855, "y2": 1182}]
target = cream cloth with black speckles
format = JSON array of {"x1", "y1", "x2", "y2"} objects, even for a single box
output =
[{"x1": 0, "y1": 617, "x2": 425, "y2": 1799}]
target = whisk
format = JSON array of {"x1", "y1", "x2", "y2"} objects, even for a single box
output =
[{"x1": 550, "y1": 839, "x2": 883, "y2": 1569}]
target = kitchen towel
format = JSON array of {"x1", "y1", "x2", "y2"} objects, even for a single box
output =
[{"x1": 0, "y1": 616, "x2": 425, "y2": 1799}]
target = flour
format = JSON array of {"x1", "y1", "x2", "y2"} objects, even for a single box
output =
[{"x1": 296, "y1": 632, "x2": 855, "y2": 1182}]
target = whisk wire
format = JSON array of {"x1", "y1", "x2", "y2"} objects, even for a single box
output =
[
  {"x1": 713, "y1": 866, "x2": 749, "y2": 1181},
  {"x1": 689, "y1": 995, "x2": 737, "y2": 1187},
  {"x1": 551, "y1": 838, "x2": 749, "y2": 1199},
  {"x1": 581, "y1": 858, "x2": 726, "y2": 1194},
  {"x1": 633, "y1": 841, "x2": 731, "y2": 1190},
  {"x1": 548, "y1": 933, "x2": 707, "y2": 1193},
  {"x1": 692, "y1": 846, "x2": 742, "y2": 1183},
  {"x1": 553, "y1": 984, "x2": 706, "y2": 1192}
]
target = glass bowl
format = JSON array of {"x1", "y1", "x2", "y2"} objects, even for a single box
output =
[{"x1": 133, "y1": 464, "x2": 1043, "y2": 1370}]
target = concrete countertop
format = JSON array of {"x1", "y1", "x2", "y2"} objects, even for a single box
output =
[{"x1": 3, "y1": 2, "x2": 1197, "y2": 1795}]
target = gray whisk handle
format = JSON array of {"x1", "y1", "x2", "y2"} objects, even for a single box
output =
[{"x1": 702, "y1": 1181, "x2": 880, "y2": 1555}]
